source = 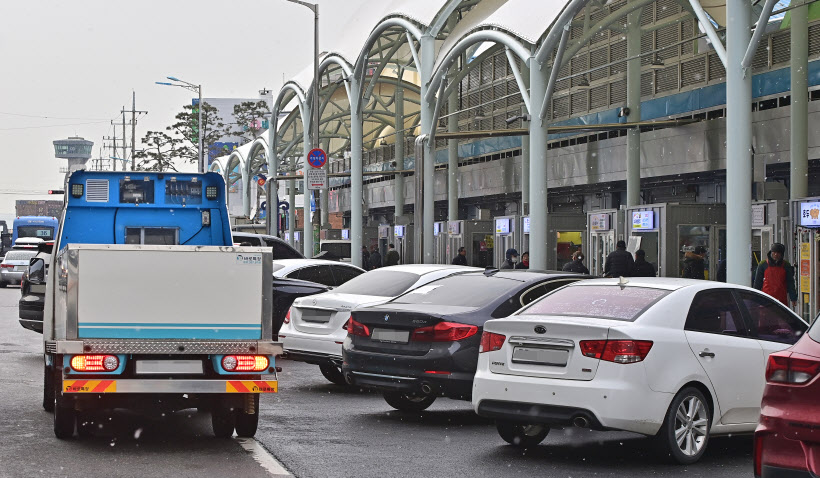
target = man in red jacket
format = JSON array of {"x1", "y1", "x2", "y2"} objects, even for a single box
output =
[{"x1": 753, "y1": 243, "x2": 797, "y2": 307}]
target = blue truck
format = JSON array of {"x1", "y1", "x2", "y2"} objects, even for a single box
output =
[{"x1": 38, "y1": 171, "x2": 280, "y2": 439}]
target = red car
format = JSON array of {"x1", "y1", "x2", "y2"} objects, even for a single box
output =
[{"x1": 755, "y1": 314, "x2": 820, "y2": 477}]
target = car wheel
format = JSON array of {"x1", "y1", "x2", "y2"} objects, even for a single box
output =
[
  {"x1": 53, "y1": 388, "x2": 75, "y2": 439},
  {"x1": 235, "y1": 395, "x2": 259, "y2": 438},
  {"x1": 0, "y1": 282, "x2": 6, "y2": 288},
  {"x1": 211, "y1": 398, "x2": 235, "y2": 438},
  {"x1": 496, "y1": 421, "x2": 550, "y2": 448},
  {"x1": 43, "y1": 362, "x2": 55, "y2": 412},
  {"x1": 382, "y1": 391, "x2": 436, "y2": 412},
  {"x1": 319, "y1": 363, "x2": 347, "y2": 386},
  {"x1": 655, "y1": 387, "x2": 711, "y2": 465}
]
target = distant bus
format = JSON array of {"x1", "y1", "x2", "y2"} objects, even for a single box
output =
[{"x1": 12, "y1": 216, "x2": 58, "y2": 244}]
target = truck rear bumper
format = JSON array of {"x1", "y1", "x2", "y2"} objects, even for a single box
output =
[{"x1": 62, "y1": 378, "x2": 278, "y2": 394}]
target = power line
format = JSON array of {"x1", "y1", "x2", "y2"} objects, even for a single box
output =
[
  {"x1": 0, "y1": 120, "x2": 112, "y2": 131},
  {"x1": 0, "y1": 111, "x2": 112, "y2": 121}
]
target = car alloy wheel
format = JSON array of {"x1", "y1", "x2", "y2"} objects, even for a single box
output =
[
  {"x1": 656, "y1": 386, "x2": 711, "y2": 464},
  {"x1": 383, "y1": 391, "x2": 436, "y2": 412}
]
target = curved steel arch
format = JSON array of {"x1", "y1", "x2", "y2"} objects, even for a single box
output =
[{"x1": 352, "y1": 16, "x2": 424, "y2": 84}]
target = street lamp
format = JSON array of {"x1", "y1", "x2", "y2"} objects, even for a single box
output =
[{"x1": 156, "y1": 76, "x2": 204, "y2": 173}]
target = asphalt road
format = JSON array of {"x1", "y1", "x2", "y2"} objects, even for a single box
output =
[{"x1": 0, "y1": 287, "x2": 755, "y2": 478}]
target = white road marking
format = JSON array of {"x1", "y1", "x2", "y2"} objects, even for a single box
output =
[{"x1": 235, "y1": 437, "x2": 293, "y2": 477}]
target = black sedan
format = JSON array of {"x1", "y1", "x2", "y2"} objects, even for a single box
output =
[{"x1": 342, "y1": 270, "x2": 589, "y2": 411}]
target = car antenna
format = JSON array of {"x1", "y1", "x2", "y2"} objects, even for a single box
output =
[
  {"x1": 484, "y1": 266, "x2": 499, "y2": 277},
  {"x1": 618, "y1": 276, "x2": 629, "y2": 290}
]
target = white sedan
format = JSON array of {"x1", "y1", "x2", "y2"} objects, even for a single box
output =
[
  {"x1": 279, "y1": 264, "x2": 479, "y2": 385},
  {"x1": 472, "y1": 278, "x2": 808, "y2": 464},
  {"x1": 272, "y1": 259, "x2": 365, "y2": 288}
]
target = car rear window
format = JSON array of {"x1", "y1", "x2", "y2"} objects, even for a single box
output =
[
  {"x1": 518, "y1": 285, "x2": 670, "y2": 322},
  {"x1": 808, "y1": 314, "x2": 820, "y2": 344},
  {"x1": 332, "y1": 270, "x2": 420, "y2": 297},
  {"x1": 391, "y1": 275, "x2": 523, "y2": 308},
  {"x1": 4, "y1": 251, "x2": 36, "y2": 262}
]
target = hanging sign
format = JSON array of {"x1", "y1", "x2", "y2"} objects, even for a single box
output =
[
  {"x1": 590, "y1": 213, "x2": 610, "y2": 231},
  {"x1": 800, "y1": 202, "x2": 820, "y2": 227}
]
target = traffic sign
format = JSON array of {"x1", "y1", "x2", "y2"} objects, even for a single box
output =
[
  {"x1": 307, "y1": 148, "x2": 327, "y2": 168},
  {"x1": 307, "y1": 169, "x2": 327, "y2": 190}
]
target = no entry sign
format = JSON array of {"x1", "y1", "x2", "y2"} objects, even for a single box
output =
[{"x1": 307, "y1": 148, "x2": 327, "y2": 168}]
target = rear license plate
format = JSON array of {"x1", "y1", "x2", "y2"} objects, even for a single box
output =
[
  {"x1": 301, "y1": 309, "x2": 332, "y2": 323},
  {"x1": 135, "y1": 360, "x2": 204, "y2": 375},
  {"x1": 14, "y1": 266, "x2": 25, "y2": 271},
  {"x1": 371, "y1": 328, "x2": 410, "y2": 344},
  {"x1": 512, "y1": 347, "x2": 569, "y2": 366}
]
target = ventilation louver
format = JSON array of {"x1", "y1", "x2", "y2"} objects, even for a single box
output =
[{"x1": 85, "y1": 179, "x2": 109, "y2": 202}]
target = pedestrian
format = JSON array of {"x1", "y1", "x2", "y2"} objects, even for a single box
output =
[
  {"x1": 716, "y1": 259, "x2": 727, "y2": 282},
  {"x1": 515, "y1": 251, "x2": 530, "y2": 270},
  {"x1": 631, "y1": 249, "x2": 656, "y2": 277},
  {"x1": 562, "y1": 250, "x2": 589, "y2": 274},
  {"x1": 604, "y1": 240, "x2": 634, "y2": 277},
  {"x1": 369, "y1": 245, "x2": 382, "y2": 269},
  {"x1": 500, "y1": 248, "x2": 519, "y2": 269},
  {"x1": 361, "y1": 246, "x2": 371, "y2": 271},
  {"x1": 754, "y1": 243, "x2": 797, "y2": 307},
  {"x1": 384, "y1": 243, "x2": 400, "y2": 266},
  {"x1": 451, "y1": 246, "x2": 468, "y2": 266},
  {"x1": 681, "y1": 245, "x2": 706, "y2": 280}
]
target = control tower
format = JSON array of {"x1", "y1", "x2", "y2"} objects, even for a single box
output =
[{"x1": 53, "y1": 136, "x2": 93, "y2": 174}]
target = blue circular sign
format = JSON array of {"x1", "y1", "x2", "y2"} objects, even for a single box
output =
[{"x1": 307, "y1": 148, "x2": 327, "y2": 168}]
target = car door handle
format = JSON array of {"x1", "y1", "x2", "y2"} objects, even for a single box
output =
[{"x1": 699, "y1": 351, "x2": 715, "y2": 358}]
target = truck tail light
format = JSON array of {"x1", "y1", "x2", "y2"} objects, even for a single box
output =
[
  {"x1": 344, "y1": 318, "x2": 370, "y2": 338},
  {"x1": 479, "y1": 331, "x2": 506, "y2": 353},
  {"x1": 412, "y1": 322, "x2": 478, "y2": 342},
  {"x1": 766, "y1": 351, "x2": 820, "y2": 384},
  {"x1": 579, "y1": 340, "x2": 653, "y2": 364},
  {"x1": 71, "y1": 355, "x2": 119, "y2": 372},
  {"x1": 221, "y1": 355, "x2": 269, "y2": 372}
]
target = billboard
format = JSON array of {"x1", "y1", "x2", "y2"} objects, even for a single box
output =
[{"x1": 16, "y1": 200, "x2": 62, "y2": 218}]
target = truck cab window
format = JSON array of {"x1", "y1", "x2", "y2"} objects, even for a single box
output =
[{"x1": 125, "y1": 227, "x2": 179, "y2": 245}]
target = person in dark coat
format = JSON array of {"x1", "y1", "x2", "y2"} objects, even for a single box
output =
[
  {"x1": 681, "y1": 245, "x2": 707, "y2": 280},
  {"x1": 562, "y1": 251, "x2": 589, "y2": 274},
  {"x1": 604, "y1": 240, "x2": 634, "y2": 277},
  {"x1": 451, "y1": 246, "x2": 468, "y2": 266},
  {"x1": 631, "y1": 249, "x2": 656, "y2": 277},
  {"x1": 515, "y1": 251, "x2": 530, "y2": 270},
  {"x1": 369, "y1": 245, "x2": 382, "y2": 269},
  {"x1": 361, "y1": 246, "x2": 371, "y2": 271},
  {"x1": 500, "y1": 248, "x2": 519, "y2": 269},
  {"x1": 754, "y1": 242, "x2": 797, "y2": 306},
  {"x1": 384, "y1": 243, "x2": 400, "y2": 266}
]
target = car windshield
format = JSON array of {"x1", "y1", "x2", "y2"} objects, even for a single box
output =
[
  {"x1": 518, "y1": 285, "x2": 670, "y2": 322},
  {"x1": 332, "y1": 270, "x2": 420, "y2": 297},
  {"x1": 3, "y1": 251, "x2": 37, "y2": 262},
  {"x1": 391, "y1": 275, "x2": 522, "y2": 308}
]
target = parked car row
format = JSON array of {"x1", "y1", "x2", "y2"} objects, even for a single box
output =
[{"x1": 280, "y1": 264, "x2": 814, "y2": 469}]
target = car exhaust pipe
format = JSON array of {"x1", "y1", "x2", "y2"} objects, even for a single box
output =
[
  {"x1": 573, "y1": 416, "x2": 589, "y2": 428},
  {"x1": 421, "y1": 383, "x2": 432, "y2": 395},
  {"x1": 345, "y1": 373, "x2": 354, "y2": 385}
]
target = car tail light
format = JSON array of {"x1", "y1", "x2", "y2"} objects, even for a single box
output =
[
  {"x1": 579, "y1": 340, "x2": 653, "y2": 364},
  {"x1": 284, "y1": 308, "x2": 291, "y2": 324},
  {"x1": 479, "y1": 331, "x2": 506, "y2": 353},
  {"x1": 221, "y1": 355, "x2": 269, "y2": 372},
  {"x1": 0, "y1": 264, "x2": 13, "y2": 269},
  {"x1": 70, "y1": 355, "x2": 119, "y2": 372},
  {"x1": 344, "y1": 318, "x2": 370, "y2": 338},
  {"x1": 412, "y1": 322, "x2": 478, "y2": 342},
  {"x1": 766, "y1": 351, "x2": 820, "y2": 384}
]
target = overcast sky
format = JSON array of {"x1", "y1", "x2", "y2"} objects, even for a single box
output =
[{"x1": 0, "y1": 0, "x2": 366, "y2": 222}]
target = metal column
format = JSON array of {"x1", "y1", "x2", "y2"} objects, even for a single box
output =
[
  {"x1": 395, "y1": 83, "x2": 405, "y2": 222},
  {"x1": 528, "y1": 58, "x2": 550, "y2": 271},
  {"x1": 791, "y1": 0, "x2": 809, "y2": 199},
  {"x1": 302, "y1": 109, "x2": 313, "y2": 258},
  {"x1": 447, "y1": 76, "x2": 459, "y2": 222},
  {"x1": 241, "y1": 165, "x2": 251, "y2": 217},
  {"x1": 626, "y1": 5, "x2": 642, "y2": 207},
  {"x1": 320, "y1": 138, "x2": 330, "y2": 228},
  {"x1": 350, "y1": 77, "x2": 364, "y2": 268},
  {"x1": 288, "y1": 159, "x2": 296, "y2": 247},
  {"x1": 726, "y1": 0, "x2": 752, "y2": 285},
  {"x1": 420, "y1": 33, "x2": 436, "y2": 264}
]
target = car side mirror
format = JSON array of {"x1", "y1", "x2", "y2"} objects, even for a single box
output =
[
  {"x1": 28, "y1": 258, "x2": 45, "y2": 284},
  {"x1": 38, "y1": 242, "x2": 54, "y2": 254}
]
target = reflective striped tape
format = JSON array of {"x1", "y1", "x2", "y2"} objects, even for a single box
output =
[
  {"x1": 226, "y1": 380, "x2": 278, "y2": 393},
  {"x1": 63, "y1": 380, "x2": 117, "y2": 393}
]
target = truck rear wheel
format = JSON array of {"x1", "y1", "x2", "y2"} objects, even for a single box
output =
[
  {"x1": 235, "y1": 395, "x2": 260, "y2": 438},
  {"x1": 53, "y1": 389, "x2": 75, "y2": 439},
  {"x1": 211, "y1": 399, "x2": 235, "y2": 438}
]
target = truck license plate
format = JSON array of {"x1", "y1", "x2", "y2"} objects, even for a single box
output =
[{"x1": 135, "y1": 360, "x2": 204, "y2": 375}]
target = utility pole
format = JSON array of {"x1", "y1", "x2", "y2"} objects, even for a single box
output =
[
  {"x1": 121, "y1": 92, "x2": 146, "y2": 171},
  {"x1": 102, "y1": 136, "x2": 119, "y2": 171}
]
